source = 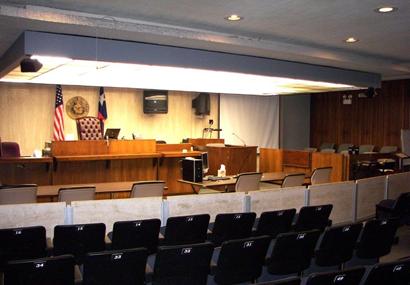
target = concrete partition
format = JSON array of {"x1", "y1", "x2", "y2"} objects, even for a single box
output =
[
  {"x1": 308, "y1": 181, "x2": 355, "y2": 225},
  {"x1": 248, "y1": 187, "x2": 307, "y2": 217},
  {"x1": 165, "y1": 192, "x2": 246, "y2": 223},
  {"x1": 355, "y1": 175, "x2": 387, "y2": 221},
  {"x1": 387, "y1": 172, "x2": 410, "y2": 200},
  {"x1": 0, "y1": 202, "x2": 65, "y2": 238},
  {"x1": 71, "y1": 197, "x2": 163, "y2": 233}
]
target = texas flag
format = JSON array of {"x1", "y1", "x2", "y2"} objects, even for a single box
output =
[{"x1": 98, "y1": 87, "x2": 108, "y2": 121}]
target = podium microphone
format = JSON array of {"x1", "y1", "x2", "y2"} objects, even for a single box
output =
[{"x1": 232, "y1": 132, "x2": 246, "y2": 146}]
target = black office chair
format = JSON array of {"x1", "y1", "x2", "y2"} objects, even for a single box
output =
[
  {"x1": 0, "y1": 226, "x2": 47, "y2": 270},
  {"x1": 314, "y1": 222, "x2": 363, "y2": 269},
  {"x1": 212, "y1": 235, "x2": 271, "y2": 284},
  {"x1": 151, "y1": 242, "x2": 213, "y2": 285},
  {"x1": 305, "y1": 267, "x2": 366, "y2": 285},
  {"x1": 82, "y1": 248, "x2": 148, "y2": 285},
  {"x1": 163, "y1": 214, "x2": 210, "y2": 246},
  {"x1": 362, "y1": 258, "x2": 410, "y2": 285},
  {"x1": 53, "y1": 223, "x2": 106, "y2": 264},
  {"x1": 350, "y1": 218, "x2": 399, "y2": 265},
  {"x1": 376, "y1": 192, "x2": 410, "y2": 224},
  {"x1": 293, "y1": 204, "x2": 333, "y2": 232},
  {"x1": 209, "y1": 212, "x2": 256, "y2": 246},
  {"x1": 4, "y1": 254, "x2": 75, "y2": 285},
  {"x1": 255, "y1": 277, "x2": 301, "y2": 285},
  {"x1": 267, "y1": 230, "x2": 321, "y2": 276},
  {"x1": 254, "y1": 209, "x2": 296, "y2": 238},
  {"x1": 110, "y1": 218, "x2": 161, "y2": 254}
]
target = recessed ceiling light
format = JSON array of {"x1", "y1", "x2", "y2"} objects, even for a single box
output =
[
  {"x1": 345, "y1": 37, "x2": 359, "y2": 43},
  {"x1": 225, "y1": 14, "x2": 243, "y2": 21},
  {"x1": 375, "y1": 6, "x2": 397, "y2": 13}
]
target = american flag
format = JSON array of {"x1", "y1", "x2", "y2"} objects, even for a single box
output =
[
  {"x1": 53, "y1": 84, "x2": 65, "y2": 141},
  {"x1": 98, "y1": 87, "x2": 108, "y2": 121}
]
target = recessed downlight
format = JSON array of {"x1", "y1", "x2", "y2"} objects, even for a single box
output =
[
  {"x1": 345, "y1": 37, "x2": 359, "y2": 43},
  {"x1": 225, "y1": 14, "x2": 243, "y2": 21},
  {"x1": 375, "y1": 6, "x2": 397, "y2": 13}
]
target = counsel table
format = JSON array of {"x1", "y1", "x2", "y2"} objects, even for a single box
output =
[{"x1": 178, "y1": 171, "x2": 302, "y2": 193}]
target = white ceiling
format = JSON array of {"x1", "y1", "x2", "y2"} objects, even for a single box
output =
[{"x1": 0, "y1": 0, "x2": 409, "y2": 79}]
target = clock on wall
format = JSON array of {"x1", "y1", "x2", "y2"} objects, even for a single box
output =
[{"x1": 66, "y1": 96, "x2": 90, "y2": 119}]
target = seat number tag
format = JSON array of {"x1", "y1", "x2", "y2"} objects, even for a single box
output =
[
  {"x1": 76, "y1": 225, "x2": 84, "y2": 231},
  {"x1": 112, "y1": 253, "x2": 123, "y2": 260},
  {"x1": 14, "y1": 229, "x2": 22, "y2": 235},
  {"x1": 181, "y1": 248, "x2": 192, "y2": 255},
  {"x1": 297, "y1": 233, "x2": 306, "y2": 240},
  {"x1": 393, "y1": 265, "x2": 403, "y2": 272},
  {"x1": 334, "y1": 274, "x2": 345, "y2": 282},
  {"x1": 134, "y1": 221, "x2": 142, "y2": 227},
  {"x1": 235, "y1": 214, "x2": 242, "y2": 219},
  {"x1": 186, "y1": 217, "x2": 194, "y2": 222},
  {"x1": 244, "y1": 241, "x2": 254, "y2": 248},
  {"x1": 34, "y1": 262, "x2": 45, "y2": 269}
]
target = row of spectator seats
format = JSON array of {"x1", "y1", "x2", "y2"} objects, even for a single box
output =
[
  {"x1": 307, "y1": 143, "x2": 398, "y2": 154},
  {"x1": 0, "y1": 203, "x2": 403, "y2": 284}
]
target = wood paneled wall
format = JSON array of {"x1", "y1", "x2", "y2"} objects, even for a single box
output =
[
  {"x1": 0, "y1": 83, "x2": 218, "y2": 155},
  {"x1": 310, "y1": 79, "x2": 410, "y2": 151}
]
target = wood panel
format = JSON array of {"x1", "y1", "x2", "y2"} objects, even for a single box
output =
[
  {"x1": 282, "y1": 150, "x2": 311, "y2": 168},
  {"x1": 310, "y1": 79, "x2": 410, "y2": 150},
  {"x1": 0, "y1": 83, "x2": 219, "y2": 156},
  {"x1": 156, "y1": 143, "x2": 192, "y2": 152},
  {"x1": 259, "y1": 148, "x2": 283, "y2": 172},
  {"x1": 188, "y1": 138, "x2": 225, "y2": 146},
  {"x1": 0, "y1": 158, "x2": 52, "y2": 185},
  {"x1": 207, "y1": 146, "x2": 257, "y2": 176},
  {"x1": 311, "y1": 152, "x2": 347, "y2": 182}
]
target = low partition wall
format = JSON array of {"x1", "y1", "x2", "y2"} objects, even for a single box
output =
[
  {"x1": 71, "y1": 197, "x2": 163, "y2": 232},
  {"x1": 1, "y1": 172, "x2": 409, "y2": 238},
  {"x1": 308, "y1": 181, "x2": 356, "y2": 224},
  {"x1": 355, "y1": 176, "x2": 387, "y2": 222},
  {"x1": 164, "y1": 192, "x2": 246, "y2": 223},
  {"x1": 248, "y1": 187, "x2": 307, "y2": 217},
  {"x1": 0, "y1": 202, "x2": 65, "y2": 238}
]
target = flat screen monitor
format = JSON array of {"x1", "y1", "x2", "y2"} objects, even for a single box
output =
[
  {"x1": 104, "y1": 128, "x2": 120, "y2": 139},
  {"x1": 143, "y1": 90, "x2": 168, "y2": 114},
  {"x1": 201, "y1": 152, "x2": 209, "y2": 174}
]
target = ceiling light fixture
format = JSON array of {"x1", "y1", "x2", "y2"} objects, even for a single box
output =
[
  {"x1": 345, "y1": 37, "x2": 359, "y2": 43},
  {"x1": 225, "y1": 14, "x2": 243, "y2": 21},
  {"x1": 375, "y1": 6, "x2": 397, "y2": 13}
]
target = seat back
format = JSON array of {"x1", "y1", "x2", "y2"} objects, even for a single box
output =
[
  {"x1": 311, "y1": 167, "x2": 332, "y2": 185},
  {"x1": 281, "y1": 174, "x2": 305, "y2": 188},
  {"x1": 359, "y1": 144, "x2": 375, "y2": 154},
  {"x1": 267, "y1": 230, "x2": 321, "y2": 275},
  {"x1": 0, "y1": 142, "x2": 20, "y2": 157},
  {"x1": 235, "y1": 172, "x2": 262, "y2": 192},
  {"x1": 294, "y1": 204, "x2": 333, "y2": 232},
  {"x1": 214, "y1": 236, "x2": 271, "y2": 284},
  {"x1": 153, "y1": 242, "x2": 213, "y2": 285},
  {"x1": 379, "y1": 145, "x2": 398, "y2": 154},
  {"x1": 4, "y1": 255, "x2": 75, "y2": 285},
  {"x1": 319, "y1": 143, "x2": 335, "y2": 151},
  {"x1": 76, "y1": 116, "x2": 103, "y2": 140},
  {"x1": 255, "y1": 209, "x2": 296, "y2": 238},
  {"x1": 210, "y1": 212, "x2": 256, "y2": 246},
  {"x1": 337, "y1": 144, "x2": 353, "y2": 153},
  {"x1": 0, "y1": 184, "x2": 37, "y2": 205},
  {"x1": 58, "y1": 186, "x2": 96, "y2": 204},
  {"x1": 82, "y1": 248, "x2": 148, "y2": 285},
  {"x1": 53, "y1": 223, "x2": 106, "y2": 264},
  {"x1": 315, "y1": 222, "x2": 363, "y2": 267},
  {"x1": 356, "y1": 218, "x2": 399, "y2": 259},
  {"x1": 130, "y1": 181, "x2": 164, "y2": 198},
  {"x1": 305, "y1": 267, "x2": 366, "y2": 285},
  {"x1": 362, "y1": 259, "x2": 410, "y2": 285},
  {"x1": 393, "y1": 192, "x2": 410, "y2": 216},
  {"x1": 0, "y1": 226, "x2": 47, "y2": 269},
  {"x1": 164, "y1": 214, "x2": 210, "y2": 246},
  {"x1": 111, "y1": 218, "x2": 161, "y2": 254}
]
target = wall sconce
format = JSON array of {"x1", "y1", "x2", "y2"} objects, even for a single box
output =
[{"x1": 342, "y1": 94, "x2": 352, "y2": 105}]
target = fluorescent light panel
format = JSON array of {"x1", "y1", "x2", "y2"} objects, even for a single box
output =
[{"x1": 0, "y1": 56, "x2": 359, "y2": 95}]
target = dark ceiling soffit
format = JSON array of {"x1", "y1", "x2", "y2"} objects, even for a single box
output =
[
  {"x1": 0, "y1": 34, "x2": 26, "y2": 78},
  {"x1": 1, "y1": 31, "x2": 381, "y2": 88}
]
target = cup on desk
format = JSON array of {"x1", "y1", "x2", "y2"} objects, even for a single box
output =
[
  {"x1": 182, "y1": 149, "x2": 188, "y2": 153},
  {"x1": 33, "y1": 149, "x2": 42, "y2": 158}
]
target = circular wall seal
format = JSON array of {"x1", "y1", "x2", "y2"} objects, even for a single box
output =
[{"x1": 66, "y1": 96, "x2": 90, "y2": 119}]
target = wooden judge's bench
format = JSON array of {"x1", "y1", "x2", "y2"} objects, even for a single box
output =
[{"x1": 0, "y1": 138, "x2": 257, "y2": 201}]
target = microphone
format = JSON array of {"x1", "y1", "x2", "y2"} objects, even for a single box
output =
[{"x1": 232, "y1": 132, "x2": 246, "y2": 146}]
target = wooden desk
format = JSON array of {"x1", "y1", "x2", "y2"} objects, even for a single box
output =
[
  {"x1": 0, "y1": 157, "x2": 53, "y2": 185},
  {"x1": 37, "y1": 181, "x2": 139, "y2": 202}
]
